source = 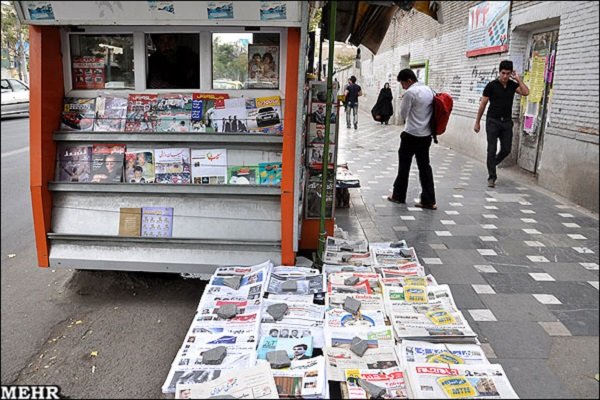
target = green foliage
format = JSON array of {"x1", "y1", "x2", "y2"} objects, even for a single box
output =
[
  {"x1": 309, "y1": 8, "x2": 322, "y2": 32},
  {"x1": 1, "y1": 1, "x2": 29, "y2": 80},
  {"x1": 212, "y1": 36, "x2": 248, "y2": 82}
]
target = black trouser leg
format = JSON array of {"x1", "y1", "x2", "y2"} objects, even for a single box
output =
[
  {"x1": 392, "y1": 133, "x2": 415, "y2": 202},
  {"x1": 496, "y1": 120, "x2": 514, "y2": 165},
  {"x1": 414, "y1": 135, "x2": 436, "y2": 205},
  {"x1": 486, "y1": 119, "x2": 500, "y2": 181}
]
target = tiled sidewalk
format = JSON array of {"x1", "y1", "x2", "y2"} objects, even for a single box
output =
[{"x1": 335, "y1": 112, "x2": 599, "y2": 399}]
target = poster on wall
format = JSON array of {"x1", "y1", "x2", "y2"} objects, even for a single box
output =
[
  {"x1": 247, "y1": 45, "x2": 280, "y2": 89},
  {"x1": 466, "y1": 1, "x2": 510, "y2": 57},
  {"x1": 25, "y1": 1, "x2": 55, "y2": 20},
  {"x1": 260, "y1": 1, "x2": 287, "y2": 20},
  {"x1": 207, "y1": 1, "x2": 234, "y2": 19},
  {"x1": 147, "y1": 1, "x2": 175, "y2": 14},
  {"x1": 72, "y1": 56, "x2": 105, "y2": 89}
]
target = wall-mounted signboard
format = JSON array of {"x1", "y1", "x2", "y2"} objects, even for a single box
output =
[{"x1": 466, "y1": 1, "x2": 510, "y2": 57}]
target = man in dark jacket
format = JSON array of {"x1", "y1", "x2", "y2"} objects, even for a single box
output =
[{"x1": 344, "y1": 76, "x2": 362, "y2": 129}]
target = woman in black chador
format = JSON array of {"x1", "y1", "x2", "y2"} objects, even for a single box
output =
[{"x1": 371, "y1": 82, "x2": 394, "y2": 124}]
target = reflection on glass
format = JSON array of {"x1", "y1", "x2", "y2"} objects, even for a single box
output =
[
  {"x1": 212, "y1": 33, "x2": 280, "y2": 90},
  {"x1": 70, "y1": 35, "x2": 134, "y2": 90}
]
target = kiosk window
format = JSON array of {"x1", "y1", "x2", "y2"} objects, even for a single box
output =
[
  {"x1": 146, "y1": 34, "x2": 200, "y2": 89},
  {"x1": 69, "y1": 34, "x2": 134, "y2": 90},
  {"x1": 212, "y1": 33, "x2": 280, "y2": 90}
]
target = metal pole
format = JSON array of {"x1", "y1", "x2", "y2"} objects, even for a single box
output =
[{"x1": 317, "y1": 0, "x2": 336, "y2": 264}]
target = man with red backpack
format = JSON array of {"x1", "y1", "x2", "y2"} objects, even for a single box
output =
[{"x1": 387, "y1": 69, "x2": 437, "y2": 210}]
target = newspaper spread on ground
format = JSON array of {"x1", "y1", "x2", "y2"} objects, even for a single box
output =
[
  {"x1": 323, "y1": 250, "x2": 374, "y2": 266},
  {"x1": 399, "y1": 340, "x2": 490, "y2": 366},
  {"x1": 324, "y1": 326, "x2": 396, "y2": 350},
  {"x1": 372, "y1": 247, "x2": 419, "y2": 267},
  {"x1": 328, "y1": 272, "x2": 382, "y2": 294},
  {"x1": 325, "y1": 307, "x2": 387, "y2": 329},
  {"x1": 260, "y1": 299, "x2": 325, "y2": 347},
  {"x1": 404, "y1": 363, "x2": 519, "y2": 399},
  {"x1": 327, "y1": 293, "x2": 385, "y2": 312},
  {"x1": 324, "y1": 346, "x2": 401, "y2": 382},
  {"x1": 267, "y1": 266, "x2": 325, "y2": 294},
  {"x1": 380, "y1": 274, "x2": 438, "y2": 288},
  {"x1": 271, "y1": 356, "x2": 327, "y2": 398},
  {"x1": 175, "y1": 360, "x2": 279, "y2": 399},
  {"x1": 344, "y1": 367, "x2": 409, "y2": 399},
  {"x1": 322, "y1": 264, "x2": 374, "y2": 275},
  {"x1": 325, "y1": 236, "x2": 369, "y2": 253}
]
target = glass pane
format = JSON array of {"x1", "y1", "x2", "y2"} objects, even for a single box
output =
[
  {"x1": 146, "y1": 33, "x2": 200, "y2": 89},
  {"x1": 212, "y1": 33, "x2": 280, "y2": 90},
  {"x1": 10, "y1": 80, "x2": 28, "y2": 91},
  {"x1": 70, "y1": 34, "x2": 134, "y2": 90}
]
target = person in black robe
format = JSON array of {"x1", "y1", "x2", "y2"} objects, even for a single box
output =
[{"x1": 371, "y1": 82, "x2": 394, "y2": 124}]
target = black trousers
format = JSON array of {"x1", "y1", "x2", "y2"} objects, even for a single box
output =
[
  {"x1": 486, "y1": 117, "x2": 514, "y2": 181},
  {"x1": 392, "y1": 132, "x2": 436, "y2": 205}
]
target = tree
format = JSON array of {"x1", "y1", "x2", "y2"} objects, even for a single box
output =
[{"x1": 1, "y1": 1, "x2": 29, "y2": 82}]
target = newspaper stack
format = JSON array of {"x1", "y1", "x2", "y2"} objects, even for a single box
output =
[
  {"x1": 343, "y1": 367, "x2": 409, "y2": 399},
  {"x1": 162, "y1": 260, "x2": 273, "y2": 394},
  {"x1": 270, "y1": 356, "x2": 328, "y2": 398}
]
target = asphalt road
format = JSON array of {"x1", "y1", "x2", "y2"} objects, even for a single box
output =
[{"x1": 0, "y1": 116, "x2": 206, "y2": 398}]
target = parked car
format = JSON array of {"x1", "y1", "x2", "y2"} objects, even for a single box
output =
[
  {"x1": 1, "y1": 78, "x2": 30, "y2": 118},
  {"x1": 256, "y1": 107, "x2": 281, "y2": 127}
]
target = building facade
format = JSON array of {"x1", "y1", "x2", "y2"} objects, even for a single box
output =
[{"x1": 338, "y1": 1, "x2": 599, "y2": 212}]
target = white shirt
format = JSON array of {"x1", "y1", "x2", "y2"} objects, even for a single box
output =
[{"x1": 400, "y1": 82, "x2": 434, "y2": 137}]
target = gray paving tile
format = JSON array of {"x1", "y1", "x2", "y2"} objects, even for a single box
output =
[
  {"x1": 476, "y1": 321, "x2": 552, "y2": 358},
  {"x1": 479, "y1": 294, "x2": 558, "y2": 322},
  {"x1": 538, "y1": 263, "x2": 600, "y2": 281},
  {"x1": 496, "y1": 359, "x2": 574, "y2": 399},
  {"x1": 447, "y1": 284, "x2": 486, "y2": 309},
  {"x1": 547, "y1": 304, "x2": 600, "y2": 336},
  {"x1": 547, "y1": 337, "x2": 600, "y2": 399},
  {"x1": 434, "y1": 249, "x2": 489, "y2": 265},
  {"x1": 425, "y1": 265, "x2": 488, "y2": 284}
]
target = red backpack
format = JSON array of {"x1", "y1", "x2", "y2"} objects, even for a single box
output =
[{"x1": 430, "y1": 91, "x2": 453, "y2": 143}]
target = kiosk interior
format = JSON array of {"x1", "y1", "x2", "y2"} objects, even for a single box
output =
[{"x1": 17, "y1": 1, "x2": 337, "y2": 276}]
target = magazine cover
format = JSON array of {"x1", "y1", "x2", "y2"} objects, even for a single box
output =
[
  {"x1": 191, "y1": 149, "x2": 227, "y2": 184},
  {"x1": 90, "y1": 144, "x2": 126, "y2": 183},
  {"x1": 125, "y1": 93, "x2": 158, "y2": 132},
  {"x1": 156, "y1": 93, "x2": 193, "y2": 132},
  {"x1": 141, "y1": 207, "x2": 173, "y2": 238},
  {"x1": 212, "y1": 106, "x2": 249, "y2": 133},
  {"x1": 227, "y1": 166, "x2": 259, "y2": 184},
  {"x1": 305, "y1": 168, "x2": 334, "y2": 219},
  {"x1": 258, "y1": 161, "x2": 282, "y2": 185},
  {"x1": 308, "y1": 123, "x2": 330, "y2": 145},
  {"x1": 247, "y1": 96, "x2": 283, "y2": 134},
  {"x1": 55, "y1": 144, "x2": 92, "y2": 182},
  {"x1": 247, "y1": 45, "x2": 279, "y2": 89},
  {"x1": 124, "y1": 148, "x2": 155, "y2": 183},
  {"x1": 310, "y1": 101, "x2": 337, "y2": 125},
  {"x1": 94, "y1": 96, "x2": 128, "y2": 132},
  {"x1": 192, "y1": 93, "x2": 229, "y2": 132},
  {"x1": 154, "y1": 148, "x2": 191, "y2": 184},
  {"x1": 72, "y1": 56, "x2": 105, "y2": 90},
  {"x1": 61, "y1": 97, "x2": 96, "y2": 131},
  {"x1": 307, "y1": 144, "x2": 335, "y2": 169}
]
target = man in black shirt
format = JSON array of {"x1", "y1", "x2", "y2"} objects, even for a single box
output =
[
  {"x1": 344, "y1": 75, "x2": 362, "y2": 129},
  {"x1": 474, "y1": 60, "x2": 529, "y2": 187}
]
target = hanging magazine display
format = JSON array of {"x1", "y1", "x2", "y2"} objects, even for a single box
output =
[{"x1": 247, "y1": 45, "x2": 279, "y2": 89}]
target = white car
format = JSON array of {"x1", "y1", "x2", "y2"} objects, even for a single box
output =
[{"x1": 1, "y1": 78, "x2": 30, "y2": 118}]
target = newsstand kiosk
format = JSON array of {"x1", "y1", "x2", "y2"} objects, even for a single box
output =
[{"x1": 17, "y1": 1, "x2": 336, "y2": 276}]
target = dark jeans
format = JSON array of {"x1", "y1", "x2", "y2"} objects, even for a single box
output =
[
  {"x1": 486, "y1": 117, "x2": 514, "y2": 181},
  {"x1": 392, "y1": 132, "x2": 436, "y2": 205}
]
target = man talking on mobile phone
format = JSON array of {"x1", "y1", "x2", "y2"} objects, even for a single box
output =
[{"x1": 474, "y1": 60, "x2": 529, "y2": 188}]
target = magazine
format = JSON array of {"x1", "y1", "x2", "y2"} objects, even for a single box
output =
[
  {"x1": 118, "y1": 207, "x2": 141, "y2": 237},
  {"x1": 175, "y1": 361, "x2": 279, "y2": 399},
  {"x1": 55, "y1": 144, "x2": 92, "y2": 182},
  {"x1": 227, "y1": 165, "x2": 259, "y2": 184},
  {"x1": 192, "y1": 93, "x2": 229, "y2": 132},
  {"x1": 404, "y1": 363, "x2": 519, "y2": 399},
  {"x1": 212, "y1": 104, "x2": 249, "y2": 133},
  {"x1": 247, "y1": 45, "x2": 280, "y2": 89},
  {"x1": 258, "y1": 161, "x2": 282, "y2": 185},
  {"x1": 271, "y1": 356, "x2": 327, "y2": 398},
  {"x1": 344, "y1": 367, "x2": 409, "y2": 399},
  {"x1": 156, "y1": 93, "x2": 193, "y2": 132},
  {"x1": 154, "y1": 148, "x2": 191, "y2": 184},
  {"x1": 125, "y1": 93, "x2": 158, "y2": 132},
  {"x1": 307, "y1": 144, "x2": 336, "y2": 169},
  {"x1": 61, "y1": 97, "x2": 96, "y2": 131},
  {"x1": 124, "y1": 148, "x2": 155, "y2": 183},
  {"x1": 141, "y1": 207, "x2": 173, "y2": 238},
  {"x1": 247, "y1": 96, "x2": 283, "y2": 134},
  {"x1": 305, "y1": 168, "x2": 334, "y2": 219},
  {"x1": 398, "y1": 340, "x2": 490, "y2": 366},
  {"x1": 191, "y1": 149, "x2": 227, "y2": 184},
  {"x1": 94, "y1": 96, "x2": 127, "y2": 131},
  {"x1": 90, "y1": 144, "x2": 125, "y2": 183}
]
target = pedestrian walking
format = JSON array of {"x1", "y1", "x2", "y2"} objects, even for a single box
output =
[
  {"x1": 371, "y1": 82, "x2": 394, "y2": 124},
  {"x1": 474, "y1": 60, "x2": 529, "y2": 188},
  {"x1": 387, "y1": 69, "x2": 437, "y2": 210},
  {"x1": 344, "y1": 76, "x2": 362, "y2": 129}
]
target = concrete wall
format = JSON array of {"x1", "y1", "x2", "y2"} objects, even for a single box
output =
[{"x1": 341, "y1": 1, "x2": 599, "y2": 212}]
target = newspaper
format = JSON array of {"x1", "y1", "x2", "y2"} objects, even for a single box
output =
[
  {"x1": 380, "y1": 274, "x2": 437, "y2": 287},
  {"x1": 327, "y1": 293, "x2": 385, "y2": 312},
  {"x1": 261, "y1": 300, "x2": 325, "y2": 325},
  {"x1": 325, "y1": 308, "x2": 387, "y2": 328},
  {"x1": 344, "y1": 367, "x2": 409, "y2": 399},
  {"x1": 261, "y1": 323, "x2": 325, "y2": 348},
  {"x1": 324, "y1": 326, "x2": 396, "y2": 349},
  {"x1": 322, "y1": 264, "x2": 374, "y2": 275},
  {"x1": 175, "y1": 361, "x2": 279, "y2": 399},
  {"x1": 324, "y1": 346, "x2": 401, "y2": 382},
  {"x1": 257, "y1": 335, "x2": 313, "y2": 360},
  {"x1": 267, "y1": 293, "x2": 317, "y2": 303},
  {"x1": 404, "y1": 363, "x2": 519, "y2": 399},
  {"x1": 325, "y1": 236, "x2": 369, "y2": 253},
  {"x1": 328, "y1": 272, "x2": 382, "y2": 294},
  {"x1": 369, "y1": 241, "x2": 408, "y2": 250},
  {"x1": 323, "y1": 250, "x2": 374, "y2": 266},
  {"x1": 271, "y1": 356, "x2": 327, "y2": 398},
  {"x1": 267, "y1": 267, "x2": 325, "y2": 294},
  {"x1": 212, "y1": 259, "x2": 273, "y2": 276},
  {"x1": 377, "y1": 263, "x2": 426, "y2": 278},
  {"x1": 327, "y1": 280, "x2": 374, "y2": 295},
  {"x1": 398, "y1": 340, "x2": 490, "y2": 366},
  {"x1": 372, "y1": 247, "x2": 419, "y2": 267}
]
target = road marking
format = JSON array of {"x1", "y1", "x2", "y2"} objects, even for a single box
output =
[{"x1": 1, "y1": 146, "x2": 29, "y2": 158}]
